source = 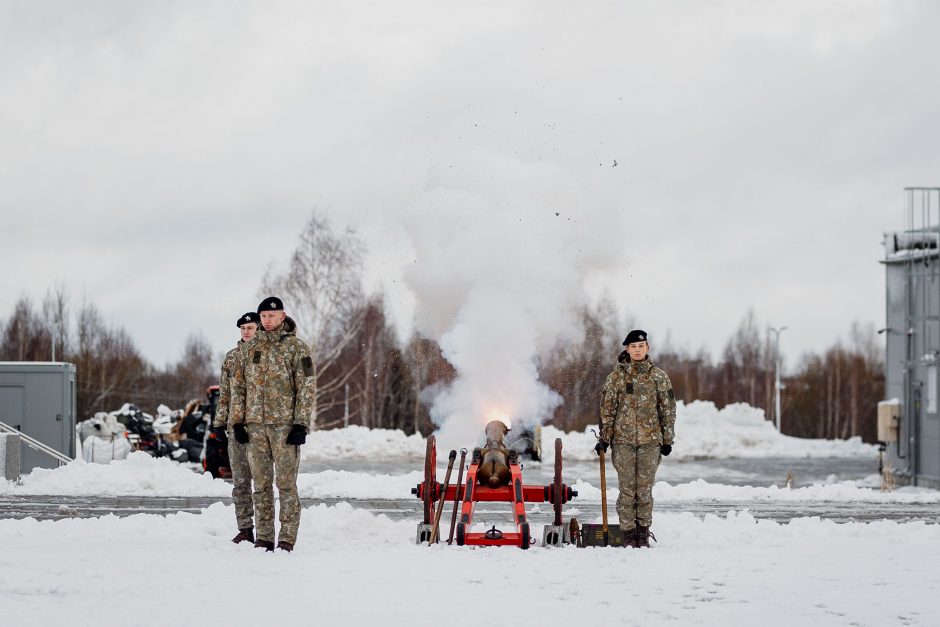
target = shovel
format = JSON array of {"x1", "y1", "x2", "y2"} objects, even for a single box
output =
[{"x1": 577, "y1": 431, "x2": 624, "y2": 547}]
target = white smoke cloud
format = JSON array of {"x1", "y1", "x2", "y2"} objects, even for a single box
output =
[{"x1": 400, "y1": 150, "x2": 625, "y2": 449}]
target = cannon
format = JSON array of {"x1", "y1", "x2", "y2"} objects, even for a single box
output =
[{"x1": 412, "y1": 420, "x2": 577, "y2": 548}]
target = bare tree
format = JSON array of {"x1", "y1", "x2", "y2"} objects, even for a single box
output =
[
  {"x1": 42, "y1": 283, "x2": 70, "y2": 361},
  {"x1": 1, "y1": 296, "x2": 50, "y2": 361},
  {"x1": 261, "y1": 212, "x2": 367, "y2": 425}
]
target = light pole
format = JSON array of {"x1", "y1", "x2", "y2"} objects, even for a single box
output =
[{"x1": 768, "y1": 326, "x2": 787, "y2": 432}]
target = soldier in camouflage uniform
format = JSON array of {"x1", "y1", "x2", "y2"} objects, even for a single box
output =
[
  {"x1": 231, "y1": 296, "x2": 315, "y2": 552},
  {"x1": 597, "y1": 329, "x2": 676, "y2": 547},
  {"x1": 212, "y1": 311, "x2": 260, "y2": 544}
]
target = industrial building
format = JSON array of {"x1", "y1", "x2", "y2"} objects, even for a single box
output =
[{"x1": 882, "y1": 187, "x2": 940, "y2": 488}]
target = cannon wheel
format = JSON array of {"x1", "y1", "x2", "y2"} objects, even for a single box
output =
[
  {"x1": 552, "y1": 437, "x2": 563, "y2": 526},
  {"x1": 422, "y1": 435, "x2": 437, "y2": 524},
  {"x1": 520, "y1": 522, "x2": 531, "y2": 550}
]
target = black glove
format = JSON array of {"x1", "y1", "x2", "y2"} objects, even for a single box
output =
[
  {"x1": 233, "y1": 423, "x2": 249, "y2": 444},
  {"x1": 286, "y1": 424, "x2": 307, "y2": 445},
  {"x1": 594, "y1": 440, "x2": 609, "y2": 455},
  {"x1": 660, "y1": 444, "x2": 672, "y2": 456},
  {"x1": 210, "y1": 426, "x2": 227, "y2": 442}
]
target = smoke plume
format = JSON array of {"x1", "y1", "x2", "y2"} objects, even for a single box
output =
[{"x1": 401, "y1": 151, "x2": 624, "y2": 449}]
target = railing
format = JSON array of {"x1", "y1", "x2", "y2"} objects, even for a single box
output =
[{"x1": 0, "y1": 421, "x2": 73, "y2": 466}]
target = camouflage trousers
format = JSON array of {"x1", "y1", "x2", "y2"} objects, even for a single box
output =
[
  {"x1": 226, "y1": 434, "x2": 253, "y2": 531},
  {"x1": 246, "y1": 424, "x2": 302, "y2": 545},
  {"x1": 611, "y1": 443, "x2": 661, "y2": 530}
]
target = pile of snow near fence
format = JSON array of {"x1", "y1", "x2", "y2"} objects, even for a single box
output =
[
  {"x1": 1, "y1": 503, "x2": 938, "y2": 626},
  {"x1": 543, "y1": 401, "x2": 877, "y2": 462}
]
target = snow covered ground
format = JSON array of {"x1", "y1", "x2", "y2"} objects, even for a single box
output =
[
  {"x1": 1, "y1": 502, "x2": 937, "y2": 626},
  {"x1": 1, "y1": 406, "x2": 937, "y2": 625}
]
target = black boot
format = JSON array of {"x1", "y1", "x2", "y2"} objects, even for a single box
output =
[
  {"x1": 254, "y1": 539, "x2": 275, "y2": 552},
  {"x1": 621, "y1": 527, "x2": 638, "y2": 548},
  {"x1": 277, "y1": 541, "x2": 294, "y2": 552},
  {"x1": 231, "y1": 528, "x2": 254, "y2": 544},
  {"x1": 636, "y1": 525, "x2": 656, "y2": 548}
]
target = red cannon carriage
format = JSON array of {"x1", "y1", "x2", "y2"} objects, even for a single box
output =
[{"x1": 413, "y1": 420, "x2": 577, "y2": 549}]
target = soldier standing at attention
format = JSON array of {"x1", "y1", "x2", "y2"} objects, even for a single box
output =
[
  {"x1": 212, "y1": 311, "x2": 260, "y2": 544},
  {"x1": 596, "y1": 330, "x2": 676, "y2": 548},
  {"x1": 232, "y1": 297, "x2": 315, "y2": 552}
]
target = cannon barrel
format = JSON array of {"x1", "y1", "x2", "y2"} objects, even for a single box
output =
[{"x1": 478, "y1": 420, "x2": 512, "y2": 488}]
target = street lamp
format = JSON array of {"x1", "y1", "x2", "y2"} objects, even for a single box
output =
[{"x1": 768, "y1": 326, "x2": 787, "y2": 432}]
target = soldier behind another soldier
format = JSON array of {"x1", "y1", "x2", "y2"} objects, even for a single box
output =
[
  {"x1": 212, "y1": 311, "x2": 260, "y2": 544},
  {"x1": 231, "y1": 296, "x2": 315, "y2": 553},
  {"x1": 596, "y1": 330, "x2": 677, "y2": 548}
]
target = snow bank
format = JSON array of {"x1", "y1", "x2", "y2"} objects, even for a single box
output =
[
  {"x1": 543, "y1": 400, "x2": 877, "y2": 461},
  {"x1": 1, "y1": 503, "x2": 938, "y2": 626},
  {"x1": 304, "y1": 400, "x2": 875, "y2": 463},
  {"x1": 0, "y1": 452, "x2": 231, "y2": 497},
  {"x1": 303, "y1": 424, "x2": 426, "y2": 461},
  {"x1": 296, "y1": 470, "x2": 424, "y2": 499}
]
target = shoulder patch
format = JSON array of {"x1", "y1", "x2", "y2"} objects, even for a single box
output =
[
  {"x1": 301, "y1": 356, "x2": 313, "y2": 377},
  {"x1": 667, "y1": 388, "x2": 675, "y2": 400}
]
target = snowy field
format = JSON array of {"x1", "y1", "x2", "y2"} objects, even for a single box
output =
[
  {"x1": 1, "y1": 502, "x2": 938, "y2": 626},
  {"x1": 1, "y1": 403, "x2": 938, "y2": 625}
]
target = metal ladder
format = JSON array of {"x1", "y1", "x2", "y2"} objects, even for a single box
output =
[{"x1": 0, "y1": 421, "x2": 73, "y2": 466}]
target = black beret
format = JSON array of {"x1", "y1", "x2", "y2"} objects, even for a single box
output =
[
  {"x1": 257, "y1": 296, "x2": 284, "y2": 313},
  {"x1": 236, "y1": 312, "x2": 261, "y2": 328},
  {"x1": 623, "y1": 329, "x2": 648, "y2": 346}
]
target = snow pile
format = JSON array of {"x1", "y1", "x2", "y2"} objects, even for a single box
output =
[
  {"x1": 543, "y1": 400, "x2": 877, "y2": 461},
  {"x1": 296, "y1": 470, "x2": 423, "y2": 499},
  {"x1": 303, "y1": 425, "x2": 426, "y2": 461},
  {"x1": 568, "y1": 478, "x2": 940, "y2": 504},
  {"x1": 0, "y1": 452, "x2": 231, "y2": 497},
  {"x1": 1, "y1": 503, "x2": 939, "y2": 626}
]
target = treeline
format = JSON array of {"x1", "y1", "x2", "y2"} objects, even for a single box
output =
[
  {"x1": 0, "y1": 286, "x2": 216, "y2": 421},
  {"x1": 543, "y1": 307, "x2": 884, "y2": 442},
  {"x1": 1, "y1": 213, "x2": 885, "y2": 442}
]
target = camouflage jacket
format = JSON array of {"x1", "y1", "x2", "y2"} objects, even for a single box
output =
[
  {"x1": 231, "y1": 316, "x2": 316, "y2": 428},
  {"x1": 599, "y1": 357, "x2": 676, "y2": 446},
  {"x1": 213, "y1": 341, "x2": 246, "y2": 429}
]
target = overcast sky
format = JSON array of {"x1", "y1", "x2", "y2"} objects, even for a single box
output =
[{"x1": 2, "y1": 1, "x2": 939, "y2": 371}]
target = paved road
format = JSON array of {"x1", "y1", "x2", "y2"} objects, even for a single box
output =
[
  {"x1": 4, "y1": 455, "x2": 932, "y2": 524},
  {"x1": 2, "y1": 493, "x2": 937, "y2": 524}
]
